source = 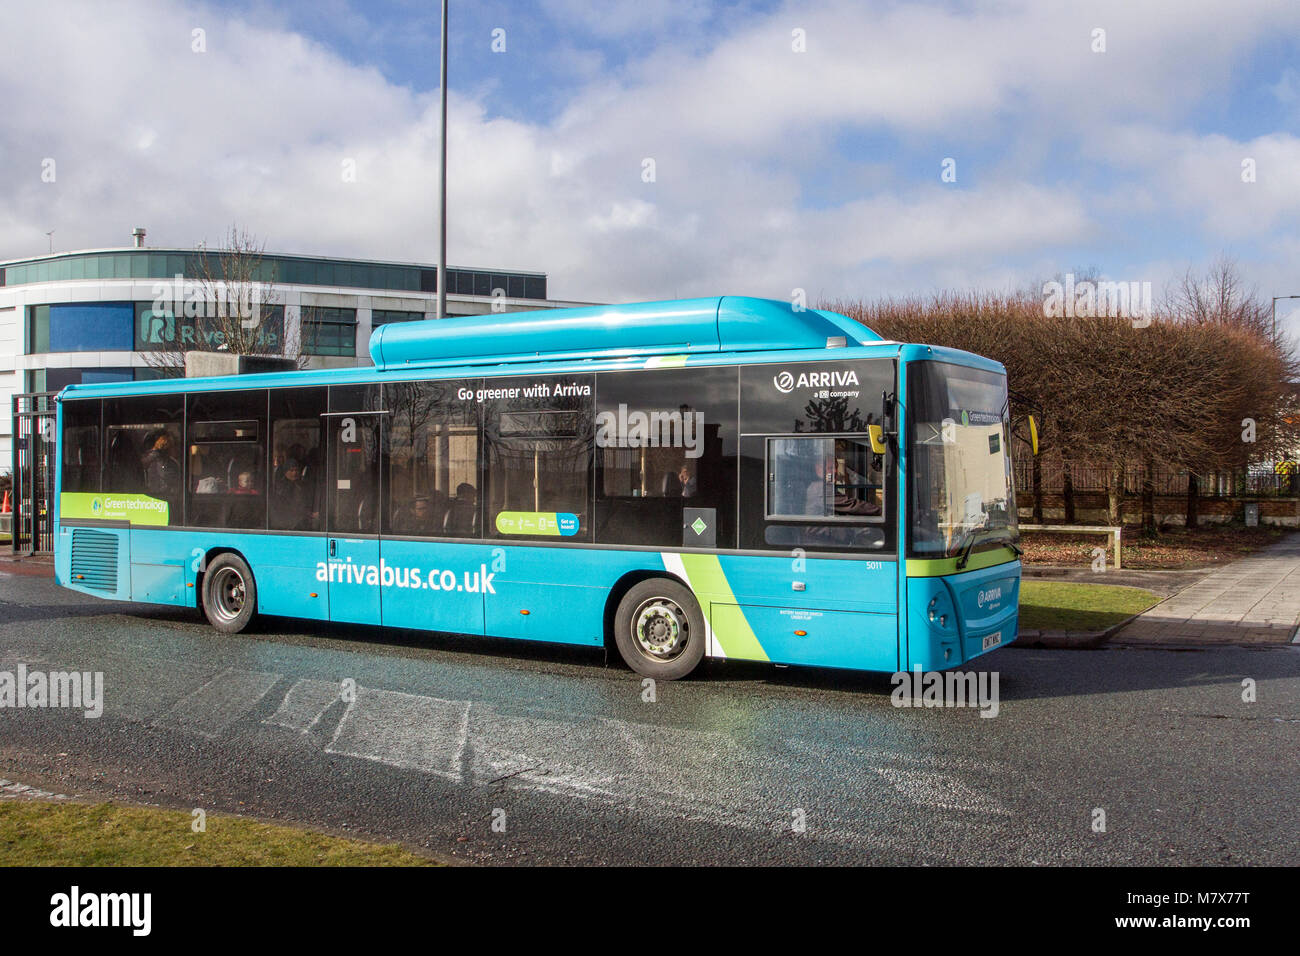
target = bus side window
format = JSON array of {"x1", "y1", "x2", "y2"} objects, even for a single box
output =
[
  {"x1": 61, "y1": 399, "x2": 102, "y2": 494},
  {"x1": 103, "y1": 394, "x2": 184, "y2": 525},
  {"x1": 269, "y1": 387, "x2": 326, "y2": 533},
  {"x1": 483, "y1": 379, "x2": 594, "y2": 542},
  {"x1": 185, "y1": 390, "x2": 268, "y2": 530},
  {"x1": 383, "y1": 380, "x2": 479, "y2": 538},
  {"x1": 592, "y1": 365, "x2": 738, "y2": 549}
]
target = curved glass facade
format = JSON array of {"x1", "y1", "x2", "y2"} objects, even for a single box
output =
[{"x1": 0, "y1": 250, "x2": 547, "y2": 300}]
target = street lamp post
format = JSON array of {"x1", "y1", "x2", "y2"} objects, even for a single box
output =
[{"x1": 436, "y1": 0, "x2": 448, "y2": 321}]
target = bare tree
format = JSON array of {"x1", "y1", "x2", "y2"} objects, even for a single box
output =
[
  {"x1": 1165, "y1": 254, "x2": 1274, "y2": 336},
  {"x1": 143, "y1": 226, "x2": 296, "y2": 375},
  {"x1": 825, "y1": 274, "x2": 1299, "y2": 529}
]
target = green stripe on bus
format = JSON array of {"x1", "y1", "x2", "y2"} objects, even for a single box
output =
[
  {"x1": 60, "y1": 492, "x2": 169, "y2": 526},
  {"x1": 906, "y1": 548, "x2": 1019, "y2": 577},
  {"x1": 677, "y1": 553, "x2": 769, "y2": 661},
  {"x1": 644, "y1": 355, "x2": 689, "y2": 368}
]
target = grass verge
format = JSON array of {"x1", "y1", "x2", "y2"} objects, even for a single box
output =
[
  {"x1": 1019, "y1": 581, "x2": 1160, "y2": 632},
  {"x1": 0, "y1": 800, "x2": 435, "y2": 866}
]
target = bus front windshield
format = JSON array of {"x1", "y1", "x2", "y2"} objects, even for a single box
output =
[{"x1": 908, "y1": 362, "x2": 1017, "y2": 559}]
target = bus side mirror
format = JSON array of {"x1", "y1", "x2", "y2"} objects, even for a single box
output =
[
  {"x1": 1028, "y1": 415, "x2": 1040, "y2": 456},
  {"x1": 868, "y1": 425, "x2": 887, "y2": 455}
]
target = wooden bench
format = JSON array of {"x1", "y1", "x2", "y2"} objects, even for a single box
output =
[{"x1": 1019, "y1": 524, "x2": 1123, "y2": 570}]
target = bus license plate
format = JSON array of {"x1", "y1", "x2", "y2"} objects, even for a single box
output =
[{"x1": 982, "y1": 632, "x2": 1002, "y2": 651}]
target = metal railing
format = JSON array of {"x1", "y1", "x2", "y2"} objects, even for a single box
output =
[
  {"x1": 11, "y1": 392, "x2": 58, "y2": 554},
  {"x1": 1014, "y1": 459, "x2": 1300, "y2": 499}
]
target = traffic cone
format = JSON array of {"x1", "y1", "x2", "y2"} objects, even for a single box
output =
[{"x1": 1, "y1": 491, "x2": 10, "y2": 513}]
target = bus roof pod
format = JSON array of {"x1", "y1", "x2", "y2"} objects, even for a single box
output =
[{"x1": 367, "y1": 295, "x2": 882, "y2": 369}]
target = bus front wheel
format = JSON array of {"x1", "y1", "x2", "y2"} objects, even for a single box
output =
[
  {"x1": 202, "y1": 553, "x2": 257, "y2": 634},
  {"x1": 613, "y1": 579, "x2": 706, "y2": 680}
]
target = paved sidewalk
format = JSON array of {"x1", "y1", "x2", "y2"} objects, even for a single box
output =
[
  {"x1": 1111, "y1": 532, "x2": 1300, "y2": 646},
  {"x1": 0, "y1": 553, "x2": 55, "y2": 577}
]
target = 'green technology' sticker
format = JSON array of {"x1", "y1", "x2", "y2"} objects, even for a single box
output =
[
  {"x1": 61, "y1": 492, "x2": 169, "y2": 526},
  {"x1": 494, "y1": 511, "x2": 579, "y2": 536}
]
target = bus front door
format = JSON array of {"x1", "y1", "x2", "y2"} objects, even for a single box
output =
[{"x1": 325, "y1": 411, "x2": 383, "y2": 626}]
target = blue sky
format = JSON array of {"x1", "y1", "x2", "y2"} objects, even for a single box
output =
[{"x1": 2, "y1": 0, "x2": 1299, "y2": 329}]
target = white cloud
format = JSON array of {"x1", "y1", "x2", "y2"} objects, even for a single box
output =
[{"x1": 0, "y1": 0, "x2": 1297, "y2": 307}]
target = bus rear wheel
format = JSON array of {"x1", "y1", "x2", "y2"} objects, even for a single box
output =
[
  {"x1": 202, "y1": 553, "x2": 257, "y2": 634},
  {"x1": 613, "y1": 579, "x2": 706, "y2": 680}
]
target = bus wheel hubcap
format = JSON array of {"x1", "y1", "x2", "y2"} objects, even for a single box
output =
[
  {"x1": 212, "y1": 568, "x2": 246, "y2": 621},
  {"x1": 633, "y1": 599, "x2": 687, "y2": 661}
]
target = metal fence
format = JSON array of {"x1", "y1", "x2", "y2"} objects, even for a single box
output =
[
  {"x1": 11, "y1": 392, "x2": 58, "y2": 554},
  {"x1": 1014, "y1": 459, "x2": 1300, "y2": 499}
]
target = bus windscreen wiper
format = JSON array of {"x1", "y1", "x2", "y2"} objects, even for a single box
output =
[{"x1": 955, "y1": 527, "x2": 1023, "y2": 570}]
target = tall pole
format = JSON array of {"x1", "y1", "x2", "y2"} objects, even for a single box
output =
[{"x1": 437, "y1": 0, "x2": 448, "y2": 320}]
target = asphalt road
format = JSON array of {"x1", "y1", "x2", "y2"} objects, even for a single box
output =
[{"x1": 1, "y1": 569, "x2": 1297, "y2": 865}]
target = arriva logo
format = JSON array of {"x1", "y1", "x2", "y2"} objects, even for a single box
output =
[
  {"x1": 773, "y1": 369, "x2": 859, "y2": 393},
  {"x1": 977, "y1": 586, "x2": 1003, "y2": 608}
]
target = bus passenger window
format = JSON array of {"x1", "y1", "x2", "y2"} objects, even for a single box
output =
[
  {"x1": 60, "y1": 399, "x2": 101, "y2": 494},
  {"x1": 103, "y1": 393, "x2": 184, "y2": 525},
  {"x1": 269, "y1": 387, "x2": 325, "y2": 532},
  {"x1": 761, "y1": 435, "x2": 886, "y2": 550},
  {"x1": 768, "y1": 437, "x2": 883, "y2": 520},
  {"x1": 383, "y1": 380, "x2": 479, "y2": 538},
  {"x1": 483, "y1": 380, "x2": 594, "y2": 542}
]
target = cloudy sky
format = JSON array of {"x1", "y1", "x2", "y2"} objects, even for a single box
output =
[{"x1": 2, "y1": 0, "x2": 1299, "y2": 329}]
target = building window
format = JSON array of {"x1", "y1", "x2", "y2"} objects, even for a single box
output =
[
  {"x1": 134, "y1": 302, "x2": 285, "y2": 354},
  {"x1": 371, "y1": 309, "x2": 426, "y2": 329},
  {"x1": 2, "y1": 253, "x2": 546, "y2": 298},
  {"x1": 28, "y1": 304, "x2": 49, "y2": 353},
  {"x1": 301, "y1": 306, "x2": 357, "y2": 357},
  {"x1": 28, "y1": 302, "x2": 139, "y2": 354}
]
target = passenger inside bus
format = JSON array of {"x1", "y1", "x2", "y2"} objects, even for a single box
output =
[
  {"x1": 402, "y1": 494, "x2": 447, "y2": 535},
  {"x1": 805, "y1": 441, "x2": 880, "y2": 517},
  {"x1": 677, "y1": 464, "x2": 697, "y2": 498},
  {"x1": 443, "y1": 482, "x2": 477, "y2": 535},
  {"x1": 232, "y1": 470, "x2": 258, "y2": 494},
  {"x1": 272, "y1": 458, "x2": 316, "y2": 530},
  {"x1": 141, "y1": 429, "x2": 180, "y2": 499}
]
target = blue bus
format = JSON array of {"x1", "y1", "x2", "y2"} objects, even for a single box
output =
[{"x1": 53, "y1": 296, "x2": 1022, "y2": 680}]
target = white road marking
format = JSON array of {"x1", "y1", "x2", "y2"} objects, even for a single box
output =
[
  {"x1": 108, "y1": 657, "x2": 1012, "y2": 845},
  {"x1": 264, "y1": 678, "x2": 342, "y2": 733},
  {"x1": 325, "y1": 688, "x2": 470, "y2": 782},
  {"x1": 0, "y1": 779, "x2": 68, "y2": 800},
  {"x1": 150, "y1": 668, "x2": 282, "y2": 739},
  {"x1": 873, "y1": 766, "x2": 1011, "y2": 815}
]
